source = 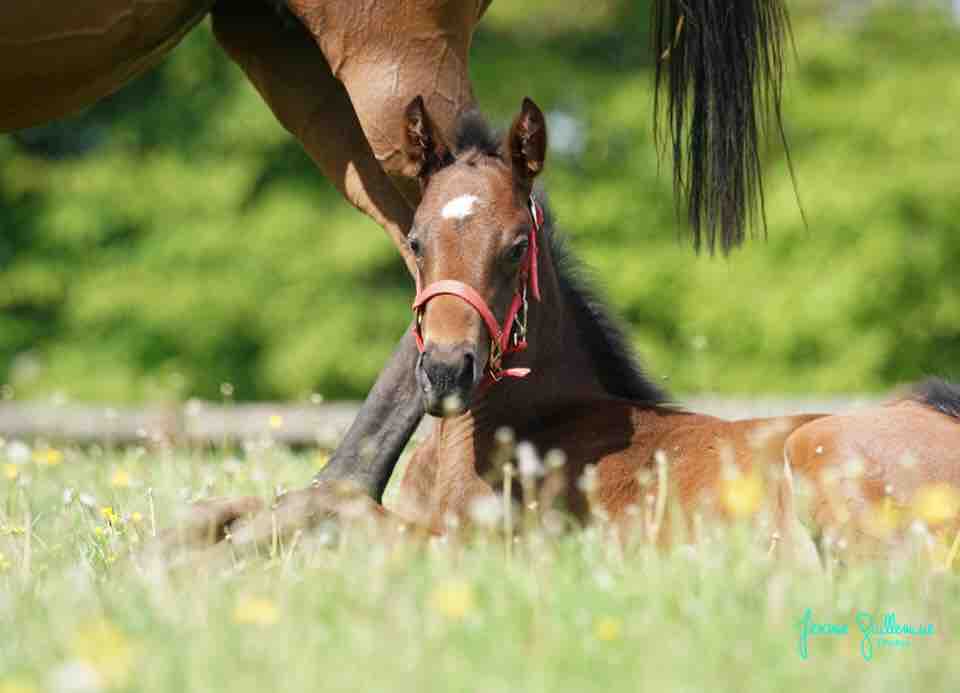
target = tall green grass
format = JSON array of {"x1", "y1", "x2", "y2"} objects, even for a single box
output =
[{"x1": 1, "y1": 444, "x2": 957, "y2": 692}]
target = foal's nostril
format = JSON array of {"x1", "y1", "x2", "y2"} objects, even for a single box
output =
[
  {"x1": 459, "y1": 352, "x2": 476, "y2": 389},
  {"x1": 419, "y1": 347, "x2": 477, "y2": 403}
]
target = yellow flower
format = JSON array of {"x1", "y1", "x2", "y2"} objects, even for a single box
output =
[
  {"x1": 0, "y1": 553, "x2": 10, "y2": 573},
  {"x1": 32, "y1": 447, "x2": 63, "y2": 466},
  {"x1": 912, "y1": 483, "x2": 960, "y2": 526},
  {"x1": 3, "y1": 464, "x2": 17, "y2": 481},
  {"x1": 865, "y1": 497, "x2": 904, "y2": 538},
  {"x1": 720, "y1": 472, "x2": 765, "y2": 518},
  {"x1": 314, "y1": 453, "x2": 330, "y2": 471},
  {"x1": 593, "y1": 616, "x2": 623, "y2": 642},
  {"x1": 109, "y1": 469, "x2": 131, "y2": 488},
  {"x1": 0, "y1": 678, "x2": 38, "y2": 693},
  {"x1": 268, "y1": 415, "x2": 284, "y2": 430},
  {"x1": 130, "y1": 512, "x2": 144, "y2": 525},
  {"x1": 100, "y1": 507, "x2": 119, "y2": 525},
  {"x1": 71, "y1": 619, "x2": 135, "y2": 688},
  {"x1": 233, "y1": 596, "x2": 279, "y2": 626},
  {"x1": 429, "y1": 580, "x2": 475, "y2": 621},
  {"x1": 93, "y1": 527, "x2": 105, "y2": 538}
]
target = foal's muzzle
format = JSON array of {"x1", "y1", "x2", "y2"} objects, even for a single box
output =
[{"x1": 417, "y1": 343, "x2": 478, "y2": 416}]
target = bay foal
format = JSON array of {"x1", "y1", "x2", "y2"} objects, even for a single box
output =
[
  {"x1": 391, "y1": 97, "x2": 821, "y2": 539},
  {"x1": 167, "y1": 100, "x2": 960, "y2": 564}
]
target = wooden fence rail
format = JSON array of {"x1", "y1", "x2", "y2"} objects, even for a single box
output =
[{"x1": 0, "y1": 396, "x2": 880, "y2": 448}]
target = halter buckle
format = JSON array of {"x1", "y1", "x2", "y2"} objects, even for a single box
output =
[{"x1": 511, "y1": 286, "x2": 529, "y2": 348}]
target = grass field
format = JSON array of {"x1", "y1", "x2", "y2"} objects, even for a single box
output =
[{"x1": 1, "y1": 443, "x2": 958, "y2": 693}]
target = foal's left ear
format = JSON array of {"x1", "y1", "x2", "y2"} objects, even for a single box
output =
[{"x1": 507, "y1": 97, "x2": 547, "y2": 188}]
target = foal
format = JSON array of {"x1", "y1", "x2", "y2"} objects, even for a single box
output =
[
  {"x1": 391, "y1": 97, "x2": 822, "y2": 539},
  {"x1": 165, "y1": 99, "x2": 960, "y2": 564},
  {"x1": 392, "y1": 97, "x2": 960, "y2": 559}
]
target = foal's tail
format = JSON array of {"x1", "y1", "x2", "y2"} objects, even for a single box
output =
[
  {"x1": 910, "y1": 378, "x2": 960, "y2": 421},
  {"x1": 652, "y1": 0, "x2": 795, "y2": 253}
]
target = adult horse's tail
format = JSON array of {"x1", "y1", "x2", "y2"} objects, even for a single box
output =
[
  {"x1": 911, "y1": 378, "x2": 960, "y2": 421},
  {"x1": 652, "y1": 0, "x2": 794, "y2": 253}
]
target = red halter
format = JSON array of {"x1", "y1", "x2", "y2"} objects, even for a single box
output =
[{"x1": 412, "y1": 195, "x2": 544, "y2": 387}]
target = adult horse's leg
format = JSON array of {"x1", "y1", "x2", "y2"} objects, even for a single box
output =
[
  {"x1": 212, "y1": 1, "x2": 426, "y2": 501},
  {"x1": 215, "y1": 1, "x2": 484, "y2": 502},
  {"x1": 286, "y1": 0, "x2": 483, "y2": 204},
  {"x1": 212, "y1": 0, "x2": 416, "y2": 268}
]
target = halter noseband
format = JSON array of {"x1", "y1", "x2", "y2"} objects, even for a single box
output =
[{"x1": 412, "y1": 195, "x2": 544, "y2": 388}]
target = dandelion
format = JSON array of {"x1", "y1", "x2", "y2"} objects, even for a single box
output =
[
  {"x1": 233, "y1": 596, "x2": 279, "y2": 626},
  {"x1": 467, "y1": 495, "x2": 502, "y2": 528},
  {"x1": 5, "y1": 441, "x2": 30, "y2": 465},
  {"x1": 720, "y1": 471, "x2": 765, "y2": 518},
  {"x1": 93, "y1": 527, "x2": 105, "y2": 538},
  {"x1": 33, "y1": 447, "x2": 63, "y2": 466},
  {"x1": 429, "y1": 579, "x2": 475, "y2": 621},
  {"x1": 313, "y1": 453, "x2": 330, "y2": 471},
  {"x1": 268, "y1": 415, "x2": 284, "y2": 430},
  {"x1": 70, "y1": 619, "x2": 135, "y2": 688},
  {"x1": 0, "y1": 677, "x2": 38, "y2": 693},
  {"x1": 912, "y1": 483, "x2": 960, "y2": 526},
  {"x1": 593, "y1": 616, "x2": 623, "y2": 642},
  {"x1": 48, "y1": 660, "x2": 101, "y2": 693},
  {"x1": 3, "y1": 464, "x2": 17, "y2": 481},
  {"x1": 129, "y1": 512, "x2": 143, "y2": 525},
  {"x1": 100, "y1": 507, "x2": 119, "y2": 525},
  {"x1": 865, "y1": 496, "x2": 903, "y2": 538},
  {"x1": 109, "y1": 469, "x2": 131, "y2": 488}
]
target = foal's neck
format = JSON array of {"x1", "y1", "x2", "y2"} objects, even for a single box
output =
[{"x1": 439, "y1": 237, "x2": 637, "y2": 444}]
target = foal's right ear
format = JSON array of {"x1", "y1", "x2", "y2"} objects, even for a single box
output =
[{"x1": 404, "y1": 96, "x2": 451, "y2": 184}]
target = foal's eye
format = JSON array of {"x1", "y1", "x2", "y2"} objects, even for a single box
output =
[
  {"x1": 506, "y1": 239, "x2": 529, "y2": 263},
  {"x1": 409, "y1": 236, "x2": 422, "y2": 257}
]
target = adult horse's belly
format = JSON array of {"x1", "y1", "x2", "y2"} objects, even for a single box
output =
[{"x1": 0, "y1": 0, "x2": 212, "y2": 132}]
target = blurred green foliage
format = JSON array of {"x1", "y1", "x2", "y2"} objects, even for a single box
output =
[{"x1": 1, "y1": 2, "x2": 958, "y2": 403}]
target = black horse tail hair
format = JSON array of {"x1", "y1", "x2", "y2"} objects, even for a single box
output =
[
  {"x1": 911, "y1": 378, "x2": 960, "y2": 422},
  {"x1": 652, "y1": 0, "x2": 799, "y2": 253}
]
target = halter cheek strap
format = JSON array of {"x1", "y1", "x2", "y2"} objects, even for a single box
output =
[{"x1": 412, "y1": 195, "x2": 544, "y2": 387}]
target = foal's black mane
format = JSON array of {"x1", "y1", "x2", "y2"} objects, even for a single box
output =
[
  {"x1": 450, "y1": 114, "x2": 669, "y2": 406},
  {"x1": 911, "y1": 378, "x2": 960, "y2": 421}
]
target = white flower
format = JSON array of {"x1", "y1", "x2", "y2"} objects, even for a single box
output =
[
  {"x1": 5, "y1": 440, "x2": 30, "y2": 465},
  {"x1": 468, "y1": 495, "x2": 502, "y2": 528},
  {"x1": 49, "y1": 660, "x2": 103, "y2": 693},
  {"x1": 516, "y1": 442, "x2": 543, "y2": 478}
]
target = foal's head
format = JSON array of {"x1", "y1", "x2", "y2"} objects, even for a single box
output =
[{"x1": 404, "y1": 96, "x2": 548, "y2": 416}]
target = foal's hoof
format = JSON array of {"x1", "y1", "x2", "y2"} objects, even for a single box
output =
[
  {"x1": 226, "y1": 481, "x2": 382, "y2": 548},
  {"x1": 159, "y1": 496, "x2": 265, "y2": 546}
]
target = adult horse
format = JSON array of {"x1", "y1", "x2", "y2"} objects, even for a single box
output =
[
  {"x1": 154, "y1": 99, "x2": 960, "y2": 566},
  {"x1": 2, "y1": 0, "x2": 794, "y2": 509}
]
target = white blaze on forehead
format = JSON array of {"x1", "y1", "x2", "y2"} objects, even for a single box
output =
[{"x1": 441, "y1": 194, "x2": 479, "y2": 220}]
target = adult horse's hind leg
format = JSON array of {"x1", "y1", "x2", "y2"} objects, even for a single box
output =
[
  {"x1": 212, "y1": 0, "x2": 417, "y2": 271},
  {"x1": 212, "y1": 0, "x2": 426, "y2": 501}
]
